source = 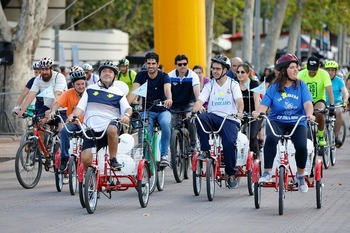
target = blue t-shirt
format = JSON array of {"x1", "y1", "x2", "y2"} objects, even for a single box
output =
[
  {"x1": 326, "y1": 75, "x2": 345, "y2": 105},
  {"x1": 134, "y1": 70, "x2": 170, "y2": 112},
  {"x1": 261, "y1": 80, "x2": 312, "y2": 127}
]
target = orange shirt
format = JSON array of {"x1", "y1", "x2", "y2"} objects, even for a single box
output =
[{"x1": 57, "y1": 89, "x2": 84, "y2": 123}]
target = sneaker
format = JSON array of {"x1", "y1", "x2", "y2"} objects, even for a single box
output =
[
  {"x1": 259, "y1": 171, "x2": 272, "y2": 183},
  {"x1": 295, "y1": 173, "x2": 308, "y2": 193},
  {"x1": 227, "y1": 175, "x2": 239, "y2": 189},
  {"x1": 335, "y1": 137, "x2": 342, "y2": 148},
  {"x1": 60, "y1": 157, "x2": 69, "y2": 171},
  {"x1": 318, "y1": 136, "x2": 326, "y2": 147},
  {"x1": 188, "y1": 145, "x2": 197, "y2": 153},
  {"x1": 160, "y1": 156, "x2": 170, "y2": 166},
  {"x1": 197, "y1": 151, "x2": 209, "y2": 160},
  {"x1": 110, "y1": 158, "x2": 122, "y2": 170}
]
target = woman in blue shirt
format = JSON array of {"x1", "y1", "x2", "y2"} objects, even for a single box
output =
[{"x1": 252, "y1": 54, "x2": 315, "y2": 193}]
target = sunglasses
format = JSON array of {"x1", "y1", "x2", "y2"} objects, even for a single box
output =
[
  {"x1": 177, "y1": 62, "x2": 188, "y2": 67},
  {"x1": 237, "y1": 71, "x2": 246, "y2": 74}
]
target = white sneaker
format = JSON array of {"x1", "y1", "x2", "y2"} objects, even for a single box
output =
[
  {"x1": 259, "y1": 171, "x2": 272, "y2": 183},
  {"x1": 296, "y1": 173, "x2": 308, "y2": 193}
]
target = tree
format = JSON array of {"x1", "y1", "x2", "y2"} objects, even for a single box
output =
[
  {"x1": 261, "y1": 0, "x2": 289, "y2": 67},
  {"x1": 242, "y1": 0, "x2": 254, "y2": 62},
  {"x1": 0, "y1": 0, "x2": 49, "y2": 132}
]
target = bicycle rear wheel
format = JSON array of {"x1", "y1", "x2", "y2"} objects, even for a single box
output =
[
  {"x1": 170, "y1": 130, "x2": 185, "y2": 183},
  {"x1": 337, "y1": 120, "x2": 346, "y2": 148},
  {"x1": 84, "y1": 167, "x2": 98, "y2": 214},
  {"x1": 15, "y1": 140, "x2": 42, "y2": 189}
]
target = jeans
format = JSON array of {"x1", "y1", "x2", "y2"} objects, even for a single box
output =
[
  {"x1": 60, "y1": 124, "x2": 81, "y2": 159},
  {"x1": 195, "y1": 112, "x2": 240, "y2": 176},
  {"x1": 146, "y1": 110, "x2": 172, "y2": 157}
]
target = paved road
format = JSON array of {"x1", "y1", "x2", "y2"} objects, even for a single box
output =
[{"x1": 1, "y1": 120, "x2": 350, "y2": 233}]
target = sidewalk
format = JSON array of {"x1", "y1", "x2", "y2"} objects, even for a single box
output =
[{"x1": 0, "y1": 135, "x2": 21, "y2": 161}]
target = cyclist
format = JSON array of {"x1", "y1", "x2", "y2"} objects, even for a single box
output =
[
  {"x1": 116, "y1": 58, "x2": 137, "y2": 94},
  {"x1": 82, "y1": 63, "x2": 99, "y2": 86},
  {"x1": 253, "y1": 54, "x2": 315, "y2": 193},
  {"x1": 127, "y1": 52, "x2": 173, "y2": 166},
  {"x1": 226, "y1": 56, "x2": 243, "y2": 81},
  {"x1": 297, "y1": 55, "x2": 335, "y2": 149},
  {"x1": 67, "y1": 61, "x2": 132, "y2": 171},
  {"x1": 192, "y1": 54, "x2": 244, "y2": 189},
  {"x1": 169, "y1": 54, "x2": 200, "y2": 152},
  {"x1": 13, "y1": 61, "x2": 43, "y2": 113},
  {"x1": 17, "y1": 56, "x2": 67, "y2": 122},
  {"x1": 45, "y1": 66, "x2": 86, "y2": 171},
  {"x1": 324, "y1": 60, "x2": 348, "y2": 147},
  {"x1": 236, "y1": 63, "x2": 262, "y2": 159}
]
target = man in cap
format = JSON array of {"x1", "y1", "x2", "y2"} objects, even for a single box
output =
[{"x1": 297, "y1": 55, "x2": 334, "y2": 152}]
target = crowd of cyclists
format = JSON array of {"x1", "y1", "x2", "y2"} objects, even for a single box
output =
[{"x1": 13, "y1": 51, "x2": 350, "y2": 192}]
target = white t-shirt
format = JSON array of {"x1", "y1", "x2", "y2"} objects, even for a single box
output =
[
  {"x1": 30, "y1": 71, "x2": 67, "y2": 107},
  {"x1": 199, "y1": 77, "x2": 242, "y2": 122},
  {"x1": 77, "y1": 83, "x2": 131, "y2": 132}
]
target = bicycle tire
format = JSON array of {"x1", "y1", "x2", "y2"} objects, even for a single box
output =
[
  {"x1": 84, "y1": 167, "x2": 98, "y2": 214},
  {"x1": 323, "y1": 128, "x2": 331, "y2": 169},
  {"x1": 206, "y1": 158, "x2": 215, "y2": 201},
  {"x1": 337, "y1": 120, "x2": 346, "y2": 148},
  {"x1": 156, "y1": 163, "x2": 165, "y2": 191},
  {"x1": 193, "y1": 158, "x2": 202, "y2": 196},
  {"x1": 79, "y1": 181, "x2": 85, "y2": 208},
  {"x1": 15, "y1": 140, "x2": 42, "y2": 189},
  {"x1": 54, "y1": 166, "x2": 63, "y2": 192},
  {"x1": 143, "y1": 142, "x2": 157, "y2": 194},
  {"x1": 316, "y1": 180, "x2": 322, "y2": 209},
  {"x1": 278, "y1": 166, "x2": 285, "y2": 215},
  {"x1": 170, "y1": 130, "x2": 185, "y2": 183},
  {"x1": 69, "y1": 155, "x2": 78, "y2": 195},
  {"x1": 330, "y1": 125, "x2": 337, "y2": 166},
  {"x1": 254, "y1": 182, "x2": 261, "y2": 209},
  {"x1": 138, "y1": 162, "x2": 150, "y2": 208},
  {"x1": 183, "y1": 131, "x2": 191, "y2": 180},
  {"x1": 247, "y1": 170, "x2": 253, "y2": 196}
]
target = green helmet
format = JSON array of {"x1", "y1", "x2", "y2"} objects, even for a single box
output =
[
  {"x1": 324, "y1": 60, "x2": 339, "y2": 69},
  {"x1": 118, "y1": 58, "x2": 129, "y2": 66}
]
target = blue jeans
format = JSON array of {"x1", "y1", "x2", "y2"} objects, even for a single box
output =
[
  {"x1": 145, "y1": 111, "x2": 171, "y2": 157},
  {"x1": 196, "y1": 113, "x2": 240, "y2": 176},
  {"x1": 60, "y1": 124, "x2": 81, "y2": 159}
]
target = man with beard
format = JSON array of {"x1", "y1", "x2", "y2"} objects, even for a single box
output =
[
  {"x1": 45, "y1": 66, "x2": 87, "y2": 171},
  {"x1": 17, "y1": 56, "x2": 67, "y2": 122},
  {"x1": 67, "y1": 61, "x2": 132, "y2": 171},
  {"x1": 127, "y1": 52, "x2": 173, "y2": 166}
]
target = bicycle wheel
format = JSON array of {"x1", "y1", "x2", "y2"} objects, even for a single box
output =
[
  {"x1": 156, "y1": 163, "x2": 165, "y2": 191},
  {"x1": 143, "y1": 142, "x2": 157, "y2": 194},
  {"x1": 183, "y1": 132, "x2": 191, "y2": 180},
  {"x1": 170, "y1": 130, "x2": 185, "y2": 183},
  {"x1": 15, "y1": 140, "x2": 42, "y2": 189},
  {"x1": 54, "y1": 166, "x2": 63, "y2": 192},
  {"x1": 316, "y1": 180, "x2": 322, "y2": 209},
  {"x1": 84, "y1": 167, "x2": 98, "y2": 214},
  {"x1": 78, "y1": 181, "x2": 85, "y2": 208},
  {"x1": 254, "y1": 182, "x2": 261, "y2": 209},
  {"x1": 193, "y1": 158, "x2": 202, "y2": 196},
  {"x1": 323, "y1": 128, "x2": 331, "y2": 169},
  {"x1": 337, "y1": 120, "x2": 346, "y2": 148},
  {"x1": 138, "y1": 162, "x2": 150, "y2": 208},
  {"x1": 247, "y1": 170, "x2": 253, "y2": 196},
  {"x1": 206, "y1": 158, "x2": 215, "y2": 202},
  {"x1": 278, "y1": 167, "x2": 285, "y2": 215},
  {"x1": 330, "y1": 127, "x2": 337, "y2": 166},
  {"x1": 69, "y1": 156, "x2": 78, "y2": 195}
]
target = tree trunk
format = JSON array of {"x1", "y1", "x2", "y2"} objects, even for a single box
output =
[
  {"x1": 0, "y1": 0, "x2": 49, "y2": 133},
  {"x1": 286, "y1": 0, "x2": 306, "y2": 55},
  {"x1": 242, "y1": 0, "x2": 254, "y2": 62},
  {"x1": 262, "y1": 0, "x2": 289, "y2": 67}
]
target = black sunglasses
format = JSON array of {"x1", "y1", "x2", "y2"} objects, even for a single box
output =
[{"x1": 177, "y1": 62, "x2": 188, "y2": 67}]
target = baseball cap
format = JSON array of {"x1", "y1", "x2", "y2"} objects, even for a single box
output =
[{"x1": 307, "y1": 56, "x2": 320, "y2": 71}]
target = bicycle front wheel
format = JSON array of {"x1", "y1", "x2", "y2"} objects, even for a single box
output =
[
  {"x1": 323, "y1": 128, "x2": 331, "y2": 169},
  {"x1": 278, "y1": 167, "x2": 285, "y2": 215},
  {"x1": 170, "y1": 130, "x2": 184, "y2": 183},
  {"x1": 142, "y1": 142, "x2": 157, "y2": 194},
  {"x1": 69, "y1": 156, "x2": 78, "y2": 195},
  {"x1": 15, "y1": 140, "x2": 42, "y2": 189},
  {"x1": 206, "y1": 158, "x2": 215, "y2": 201},
  {"x1": 84, "y1": 167, "x2": 98, "y2": 214}
]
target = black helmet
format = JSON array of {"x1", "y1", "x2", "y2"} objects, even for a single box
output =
[
  {"x1": 69, "y1": 66, "x2": 86, "y2": 83},
  {"x1": 275, "y1": 54, "x2": 299, "y2": 71},
  {"x1": 211, "y1": 55, "x2": 231, "y2": 70},
  {"x1": 98, "y1": 60, "x2": 118, "y2": 75}
]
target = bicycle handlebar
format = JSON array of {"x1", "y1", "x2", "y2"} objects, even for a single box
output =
[
  {"x1": 55, "y1": 115, "x2": 83, "y2": 134},
  {"x1": 193, "y1": 111, "x2": 238, "y2": 135}
]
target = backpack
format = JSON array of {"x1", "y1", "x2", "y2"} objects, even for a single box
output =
[{"x1": 117, "y1": 70, "x2": 133, "y2": 83}]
